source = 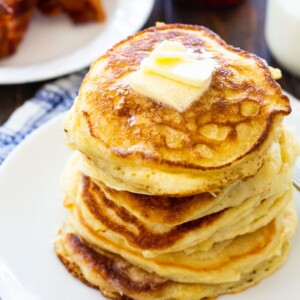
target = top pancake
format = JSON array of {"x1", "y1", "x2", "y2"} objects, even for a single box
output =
[{"x1": 64, "y1": 23, "x2": 290, "y2": 195}]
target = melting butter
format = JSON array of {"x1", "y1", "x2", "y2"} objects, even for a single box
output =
[{"x1": 130, "y1": 41, "x2": 215, "y2": 112}]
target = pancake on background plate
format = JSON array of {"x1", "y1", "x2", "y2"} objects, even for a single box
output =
[{"x1": 56, "y1": 23, "x2": 300, "y2": 300}]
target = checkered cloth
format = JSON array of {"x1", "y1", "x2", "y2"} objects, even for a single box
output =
[{"x1": 0, "y1": 71, "x2": 86, "y2": 165}]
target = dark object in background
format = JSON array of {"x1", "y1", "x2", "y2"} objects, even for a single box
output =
[
  {"x1": 175, "y1": 0, "x2": 243, "y2": 8},
  {"x1": 38, "y1": 0, "x2": 105, "y2": 23},
  {"x1": 0, "y1": 0, "x2": 37, "y2": 59}
]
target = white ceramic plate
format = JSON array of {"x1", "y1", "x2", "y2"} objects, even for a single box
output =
[
  {"x1": 0, "y1": 0, "x2": 154, "y2": 84},
  {"x1": 0, "y1": 95, "x2": 299, "y2": 300}
]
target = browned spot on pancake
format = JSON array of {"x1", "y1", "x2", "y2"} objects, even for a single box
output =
[
  {"x1": 81, "y1": 176, "x2": 227, "y2": 250},
  {"x1": 56, "y1": 243, "x2": 131, "y2": 300},
  {"x1": 56, "y1": 250, "x2": 97, "y2": 289},
  {"x1": 82, "y1": 110, "x2": 97, "y2": 138},
  {"x1": 65, "y1": 233, "x2": 169, "y2": 294},
  {"x1": 97, "y1": 179, "x2": 215, "y2": 224}
]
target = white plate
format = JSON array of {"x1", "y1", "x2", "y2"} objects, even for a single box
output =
[
  {"x1": 0, "y1": 0, "x2": 154, "y2": 84},
  {"x1": 0, "y1": 95, "x2": 299, "y2": 300}
]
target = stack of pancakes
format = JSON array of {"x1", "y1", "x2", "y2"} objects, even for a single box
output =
[{"x1": 55, "y1": 24, "x2": 300, "y2": 300}]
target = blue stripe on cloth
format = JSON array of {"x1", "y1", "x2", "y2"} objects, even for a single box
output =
[{"x1": 0, "y1": 70, "x2": 86, "y2": 165}]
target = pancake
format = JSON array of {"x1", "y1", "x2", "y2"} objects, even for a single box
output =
[
  {"x1": 55, "y1": 200, "x2": 296, "y2": 299},
  {"x1": 60, "y1": 126, "x2": 297, "y2": 257},
  {"x1": 62, "y1": 125, "x2": 297, "y2": 228},
  {"x1": 56, "y1": 229, "x2": 291, "y2": 300},
  {"x1": 66, "y1": 195, "x2": 296, "y2": 284},
  {"x1": 64, "y1": 23, "x2": 290, "y2": 196},
  {"x1": 62, "y1": 156, "x2": 293, "y2": 256}
]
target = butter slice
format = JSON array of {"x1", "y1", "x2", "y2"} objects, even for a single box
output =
[
  {"x1": 130, "y1": 71, "x2": 203, "y2": 112},
  {"x1": 130, "y1": 41, "x2": 215, "y2": 112}
]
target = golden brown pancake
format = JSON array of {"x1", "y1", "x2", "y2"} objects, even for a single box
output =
[
  {"x1": 62, "y1": 126, "x2": 297, "y2": 228},
  {"x1": 55, "y1": 218, "x2": 294, "y2": 300},
  {"x1": 66, "y1": 192, "x2": 296, "y2": 283},
  {"x1": 63, "y1": 159, "x2": 293, "y2": 257},
  {"x1": 59, "y1": 125, "x2": 298, "y2": 258},
  {"x1": 64, "y1": 23, "x2": 291, "y2": 196}
]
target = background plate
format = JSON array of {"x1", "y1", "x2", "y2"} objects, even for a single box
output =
[
  {"x1": 0, "y1": 0, "x2": 154, "y2": 84},
  {"x1": 0, "y1": 94, "x2": 299, "y2": 300}
]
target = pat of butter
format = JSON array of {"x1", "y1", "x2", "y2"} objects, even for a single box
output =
[{"x1": 130, "y1": 41, "x2": 215, "y2": 112}]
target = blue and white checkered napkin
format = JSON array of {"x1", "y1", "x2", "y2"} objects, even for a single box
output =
[{"x1": 0, "y1": 71, "x2": 86, "y2": 165}]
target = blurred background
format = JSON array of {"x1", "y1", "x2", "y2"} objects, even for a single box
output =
[{"x1": 0, "y1": 0, "x2": 299, "y2": 124}]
